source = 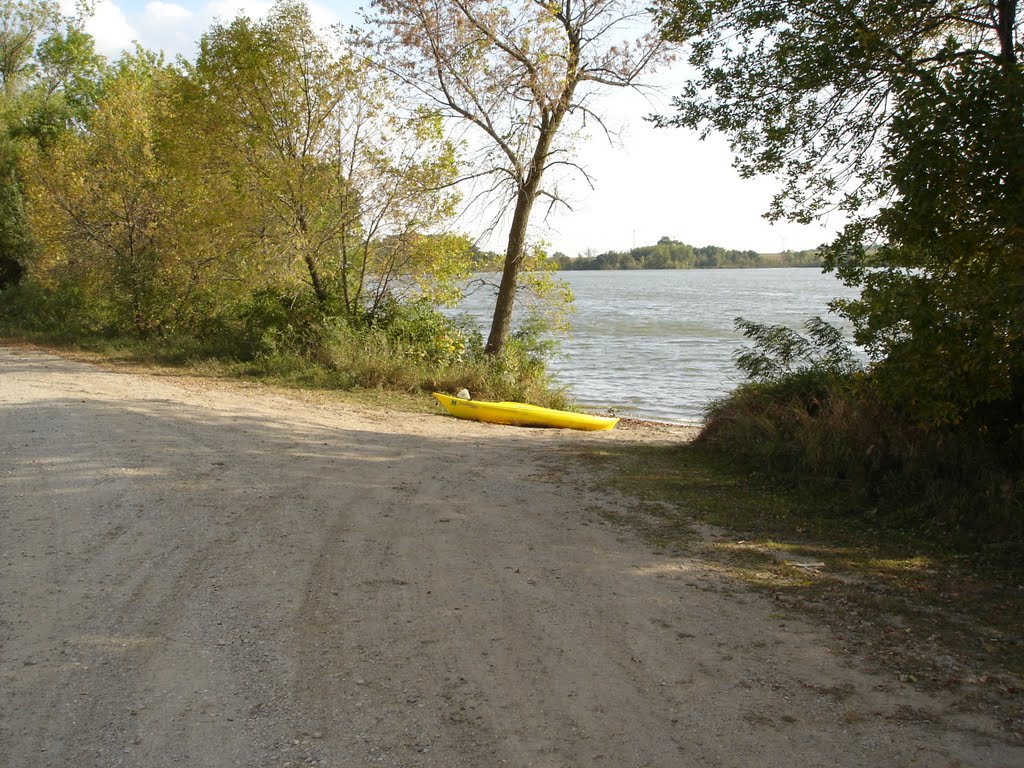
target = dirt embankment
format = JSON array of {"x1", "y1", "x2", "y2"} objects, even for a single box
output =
[{"x1": 1, "y1": 346, "x2": 1020, "y2": 767}]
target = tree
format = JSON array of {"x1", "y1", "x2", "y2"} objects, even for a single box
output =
[
  {"x1": 0, "y1": 126, "x2": 27, "y2": 287},
  {"x1": 370, "y1": 0, "x2": 670, "y2": 354},
  {"x1": 23, "y1": 51, "x2": 238, "y2": 336},
  {"x1": 0, "y1": 0, "x2": 103, "y2": 288},
  {"x1": 27, "y1": 21, "x2": 105, "y2": 139},
  {"x1": 655, "y1": 0, "x2": 1023, "y2": 426},
  {"x1": 831, "y1": 58, "x2": 1024, "y2": 426},
  {"x1": 331, "y1": 97, "x2": 466, "y2": 319},
  {"x1": 654, "y1": 1, "x2": 1019, "y2": 221},
  {"x1": 0, "y1": 0, "x2": 104, "y2": 139},
  {"x1": 190, "y1": 0, "x2": 361, "y2": 307},
  {"x1": 190, "y1": 0, "x2": 464, "y2": 321},
  {"x1": 0, "y1": 0, "x2": 59, "y2": 97}
]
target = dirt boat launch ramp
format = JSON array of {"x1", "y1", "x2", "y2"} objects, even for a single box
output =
[{"x1": 1, "y1": 346, "x2": 1019, "y2": 767}]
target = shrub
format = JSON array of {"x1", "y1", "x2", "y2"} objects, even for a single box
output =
[
  {"x1": 0, "y1": 281, "x2": 115, "y2": 339},
  {"x1": 698, "y1": 317, "x2": 1023, "y2": 555},
  {"x1": 190, "y1": 292, "x2": 566, "y2": 406},
  {"x1": 2, "y1": 277, "x2": 568, "y2": 411},
  {"x1": 733, "y1": 315, "x2": 860, "y2": 381}
]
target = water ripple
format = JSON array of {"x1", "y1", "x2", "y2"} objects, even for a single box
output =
[{"x1": 457, "y1": 268, "x2": 860, "y2": 423}]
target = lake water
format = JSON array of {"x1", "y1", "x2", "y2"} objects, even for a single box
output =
[{"x1": 457, "y1": 268, "x2": 861, "y2": 424}]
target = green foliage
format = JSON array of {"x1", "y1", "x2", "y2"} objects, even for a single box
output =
[
  {"x1": 733, "y1": 316, "x2": 859, "y2": 382},
  {"x1": 189, "y1": 291, "x2": 561, "y2": 405},
  {"x1": 0, "y1": 0, "x2": 105, "y2": 290},
  {"x1": 188, "y1": 0, "x2": 464, "y2": 317},
  {"x1": 657, "y1": 0, "x2": 1024, "y2": 433},
  {"x1": 368, "y1": 298, "x2": 477, "y2": 366},
  {"x1": 359, "y1": 231, "x2": 474, "y2": 318},
  {"x1": 22, "y1": 54, "x2": 240, "y2": 339},
  {"x1": 694, "y1": 314, "x2": 1022, "y2": 550},
  {"x1": 188, "y1": 0, "x2": 361, "y2": 306},
  {"x1": 0, "y1": 136, "x2": 29, "y2": 286},
  {"x1": 0, "y1": 0, "x2": 61, "y2": 95},
  {"x1": 775, "y1": 249, "x2": 821, "y2": 267},
  {"x1": 1, "y1": 278, "x2": 567, "y2": 407},
  {"x1": 515, "y1": 243, "x2": 574, "y2": 336},
  {"x1": 653, "y1": 0, "x2": 1021, "y2": 222},
  {"x1": 0, "y1": 279, "x2": 91, "y2": 334},
  {"x1": 690, "y1": 315, "x2": 1021, "y2": 552},
  {"x1": 825, "y1": 63, "x2": 1024, "y2": 429},
  {"x1": 20, "y1": 24, "x2": 106, "y2": 144},
  {"x1": 1, "y1": 0, "x2": 568, "y2": 409},
  {"x1": 216, "y1": 288, "x2": 333, "y2": 360}
]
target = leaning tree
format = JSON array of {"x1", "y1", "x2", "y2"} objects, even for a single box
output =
[{"x1": 369, "y1": 0, "x2": 670, "y2": 354}]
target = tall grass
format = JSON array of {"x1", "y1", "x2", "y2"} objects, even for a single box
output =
[
  {"x1": 0, "y1": 282, "x2": 570, "y2": 409},
  {"x1": 697, "y1": 318, "x2": 1023, "y2": 565},
  {"x1": 232, "y1": 324, "x2": 566, "y2": 407}
]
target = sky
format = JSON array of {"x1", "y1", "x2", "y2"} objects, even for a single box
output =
[{"x1": 67, "y1": 0, "x2": 841, "y2": 257}]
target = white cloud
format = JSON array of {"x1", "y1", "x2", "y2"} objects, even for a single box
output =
[
  {"x1": 84, "y1": 0, "x2": 140, "y2": 59},
  {"x1": 145, "y1": 2, "x2": 193, "y2": 21},
  {"x1": 305, "y1": 0, "x2": 344, "y2": 29},
  {"x1": 201, "y1": 1, "x2": 274, "y2": 24},
  {"x1": 62, "y1": 1, "x2": 345, "y2": 62},
  {"x1": 199, "y1": 1, "x2": 340, "y2": 29},
  {"x1": 156, "y1": 1, "x2": 342, "y2": 60},
  {"x1": 60, "y1": 0, "x2": 138, "y2": 59}
]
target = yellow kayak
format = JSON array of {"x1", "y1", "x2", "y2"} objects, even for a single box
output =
[{"x1": 433, "y1": 393, "x2": 618, "y2": 431}]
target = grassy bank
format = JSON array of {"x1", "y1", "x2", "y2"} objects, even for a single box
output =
[
  {"x1": 0, "y1": 327, "x2": 568, "y2": 410},
  {"x1": 560, "y1": 320, "x2": 1022, "y2": 739},
  {"x1": 699, "y1": 373, "x2": 1023, "y2": 562},
  {"x1": 0, "y1": 286, "x2": 571, "y2": 410}
]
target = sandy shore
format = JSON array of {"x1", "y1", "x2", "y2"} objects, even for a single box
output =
[{"x1": 1, "y1": 345, "x2": 1020, "y2": 767}]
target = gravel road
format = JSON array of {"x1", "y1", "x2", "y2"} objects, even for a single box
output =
[{"x1": 1, "y1": 345, "x2": 1020, "y2": 767}]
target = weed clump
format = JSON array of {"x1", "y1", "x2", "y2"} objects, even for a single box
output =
[{"x1": 698, "y1": 317, "x2": 1023, "y2": 563}]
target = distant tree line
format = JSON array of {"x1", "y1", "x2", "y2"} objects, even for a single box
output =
[{"x1": 549, "y1": 237, "x2": 820, "y2": 270}]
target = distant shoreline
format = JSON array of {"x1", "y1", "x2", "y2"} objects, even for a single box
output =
[
  {"x1": 472, "y1": 237, "x2": 823, "y2": 271},
  {"x1": 551, "y1": 240, "x2": 822, "y2": 271},
  {"x1": 553, "y1": 261, "x2": 823, "y2": 271}
]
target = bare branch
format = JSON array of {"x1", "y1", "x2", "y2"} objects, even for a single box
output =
[{"x1": 367, "y1": 0, "x2": 670, "y2": 352}]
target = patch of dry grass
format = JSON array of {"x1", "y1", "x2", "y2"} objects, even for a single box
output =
[{"x1": 568, "y1": 438, "x2": 1024, "y2": 740}]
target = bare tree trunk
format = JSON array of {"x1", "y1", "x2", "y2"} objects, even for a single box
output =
[
  {"x1": 484, "y1": 97, "x2": 573, "y2": 355},
  {"x1": 485, "y1": 186, "x2": 535, "y2": 354},
  {"x1": 304, "y1": 254, "x2": 329, "y2": 304},
  {"x1": 996, "y1": 0, "x2": 1018, "y2": 64}
]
